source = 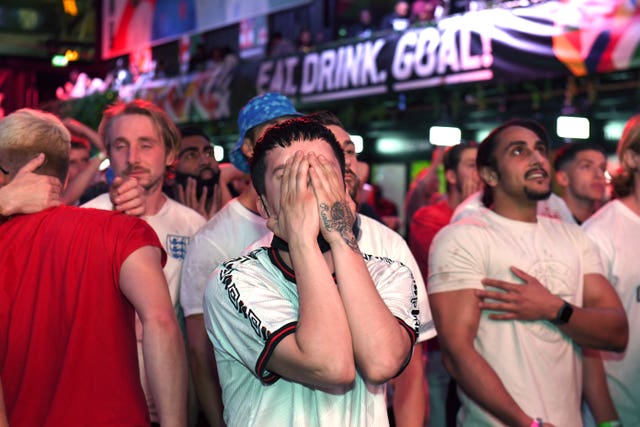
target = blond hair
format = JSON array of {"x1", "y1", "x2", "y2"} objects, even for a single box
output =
[{"x1": 0, "y1": 108, "x2": 70, "y2": 182}]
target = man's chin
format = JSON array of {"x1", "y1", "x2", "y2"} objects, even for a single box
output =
[{"x1": 525, "y1": 187, "x2": 552, "y2": 201}]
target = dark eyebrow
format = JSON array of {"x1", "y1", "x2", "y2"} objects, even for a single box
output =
[
  {"x1": 0, "y1": 165, "x2": 8, "y2": 174},
  {"x1": 178, "y1": 147, "x2": 199, "y2": 157},
  {"x1": 503, "y1": 140, "x2": 526, "y2": 153}
]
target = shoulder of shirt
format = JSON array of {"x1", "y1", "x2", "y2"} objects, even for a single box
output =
[
  {"x1": 80, "y1": 192, "x2": 112, "y2": 209},
  {"x1": 163, "y1": 196, "x2": 206, "y2": 223},
  {"x1": 218, "y1": 246, "x2": 269, "y2": 270}
]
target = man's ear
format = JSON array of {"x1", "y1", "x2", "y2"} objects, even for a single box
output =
[
  {"x1": 165, "y1": 149, "x2": 177, "y2": 167},
  {"x1": 622, "y1": 148, "x2": 639, "y2": 172},
  {"x1": 479, "y1": 166, "x2": 498, "y2": 188},
  {"x1": 256, "y1": 195, "x2": 270, "y2": 219},
  {"x1": 445, "y1": 169, "x2": 457, "y2": 187},
  {"x1": 241, "y1": 138, "x2": 254, "y2": 160},
  {"x1": 555, "y1": 170, "x2": 570, "y2": 188},
  {"x1": 479, "y1": 166, "x2": 498, "y2": 187}
]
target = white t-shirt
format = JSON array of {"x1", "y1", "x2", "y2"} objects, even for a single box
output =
[
  {"x1": 82, "y1": 192, "x2": 206, "y2": 421},
  {"x1": 428, "y1": 208, "x2": 603, "y2": 427},
  {"x1": 247, "y1": 214, "x2": 436, "y2": 343},
  {"x1": 583, "y1": 200, "x2": 640, "y2": 426},
  {"x1": 180, "y1": 198, "x2": 268, "y2": 316},
  {"x1": 204, "y1": 247, "x2": 420, "y2": 427},
  {"x1": 452, "y1": 191, "x2": 577, "y2": 225}
]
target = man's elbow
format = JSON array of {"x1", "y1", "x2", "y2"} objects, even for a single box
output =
[
  {"x1": 608, "y1": 318, "x2": 629, "y2": 353},
  {"x1": 358, "y1": 349, "x2": 410, "y2": 385},
  {"x1": 313, "y1": 358, "x2": 357, "y2": 387}
]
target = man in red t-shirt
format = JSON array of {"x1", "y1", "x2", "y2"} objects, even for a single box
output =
[
  {"x1": 0, "y1": 109, "x2": 187, "y2": 427},
  {"x1": 409, "y1": 141, "x2": 480, "y2": 427}
]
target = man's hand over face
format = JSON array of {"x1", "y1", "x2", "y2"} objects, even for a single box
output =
[
  {"x1": 308, "y1": 153, "x2": 357, "y2": 251},
  {"x1": 269, "y1": 151, "x2": 319, "y2": 246}
]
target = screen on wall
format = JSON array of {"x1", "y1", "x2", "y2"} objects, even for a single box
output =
[{"x1": 102, "y1": 0, "x2": 311, "y2": 59}]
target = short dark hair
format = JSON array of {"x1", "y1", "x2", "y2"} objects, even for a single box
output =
[
  {"x1": 553, "y1": 142, "x2": 606, "y2": 171},
  {"x1": 477, "y1": 119, "x2": 548, "y2": 207},
  {"x1": 250, "y1": 117, "x2": 346, "y2": 197},
  {"x1": 178, "y1": 124, "x2": 211, "y2": 143},
  {"x1": 306, "y1": 111, "x2": 344, "y2": 128},
  {"x1": 443, "y1": 141, "x2": 478, "y2": 172},
  {"x1": 442, "y1": 141, "x2": 478, "y2": 193}
]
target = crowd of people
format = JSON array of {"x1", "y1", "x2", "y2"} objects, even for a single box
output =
[{"x1": 0, "y1": 91, "x2": 638, "y2": 427}]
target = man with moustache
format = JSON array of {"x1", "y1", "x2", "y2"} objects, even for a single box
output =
[
  {"x1": 83, "y1": 99, "x2": 205, "y2": 425},
  {"x1": 428, "y1": 119, "x2": 627, "y2": 427}
]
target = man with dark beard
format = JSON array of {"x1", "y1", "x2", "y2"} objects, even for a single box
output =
[
  {"x1": 167, "y1": 125, "x2": 226, "y2": 220},
  {"x1": 428, "y1": 119, "x2": 627, "y2": 427}
]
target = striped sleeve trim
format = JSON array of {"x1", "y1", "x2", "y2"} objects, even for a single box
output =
[{"x1": 255, "y1": 321, "x2": 297, "y2": 385}]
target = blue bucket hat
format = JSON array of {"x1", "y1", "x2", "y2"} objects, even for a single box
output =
[{"x1": 230, "y1": 92, "x2": 302, "y2": 173}]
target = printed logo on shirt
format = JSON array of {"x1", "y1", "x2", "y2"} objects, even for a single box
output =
[{"x1": 167, "y1": 235, "x2": 190, "y2": 260}]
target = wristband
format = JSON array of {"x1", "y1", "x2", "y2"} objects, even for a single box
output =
[
  {"x1": 92, "y1": 151, "x2": 107, "y2": 161},
  {"x1": 530, "y1": 418, "x2": 543, "y2": 427},
  {"x1": 598, "y1": 421, "x2": 622, "y2": 427}
]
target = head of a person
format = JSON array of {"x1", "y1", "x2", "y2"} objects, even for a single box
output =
[
  {"x1": 611, "y1": 113, "x2": 640, "y2": 198},
  {"x1": 553, "y1": 142, "x2": 607, "y2": 203},
  {"x1": 477, "y1": 119, "x2": 551, "y2": 207},
  {"x1": 250, "y1": 117, "x2": 345, "y2": 216},
  {"x1": 0, "y1": 108, "x2": 70, "y2": 186},
  {"x1": 230, "y1": 92, "x2": 302, "y2": 174},
  {"x1": 443, "y1": 141, "x2": 478, "y2": 195},
  {"x1": 174, "y1": 125, "x2": 221, "y2": 198},
  {"x1": 395, "y1": 1, "x2": 410, "y2": 17},
  {"x1": 306, "y1": 111, "x2": 360, "y2": 199},
  {"x1": 99, "y1": 99, "x2": 179, "y2": 191},
  {"x1": 68, "y1": 136, "x2": 91, "y2": 181}
]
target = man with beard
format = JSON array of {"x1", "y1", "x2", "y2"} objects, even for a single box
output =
[
  {"x1": 82, "y1": 99, "x2": 206, "y2": 425},
  {"x1": 166, "y1": 125, "x2": 231, "y2": 219},
  {"x1": 428, "y1": 119, "x2": 627, "y2": 427}
]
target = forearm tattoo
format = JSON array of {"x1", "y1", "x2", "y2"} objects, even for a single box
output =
[{"x1": 319, "y1": 201, "x2": 360, "y2": 253}]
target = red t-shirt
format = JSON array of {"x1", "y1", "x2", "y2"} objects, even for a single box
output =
[{"x1": 1, "y1": 206, "x2": 165, "y2": 426}]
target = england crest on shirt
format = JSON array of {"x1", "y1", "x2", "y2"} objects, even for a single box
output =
[{"x1": 167, "y1": 235, "x2": 190, "y2": 260}]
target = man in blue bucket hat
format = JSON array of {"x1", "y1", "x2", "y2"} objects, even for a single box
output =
[{"x1": 180, "y1": 92, "x2": 301, "y2": 426}]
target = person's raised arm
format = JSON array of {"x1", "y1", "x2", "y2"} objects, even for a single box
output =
[
  {"x1": 119, "y1": 245, "x2": 187, "y2": 427},
  {"x1": 218, "y1": 162, "x2": 246, "y2": 206},
  {"x1": 0, "y1": 153, "x2": 61, "y2": 217},
  {"x1": 310, "y1": 152, "x2": 411, "y2": 384},
  {"x1": 431, "y1": 289, "x2": 552, "y2": 427},
  {"x1": 265, "y1": 151, "x2": 355, "y2": 388}
]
